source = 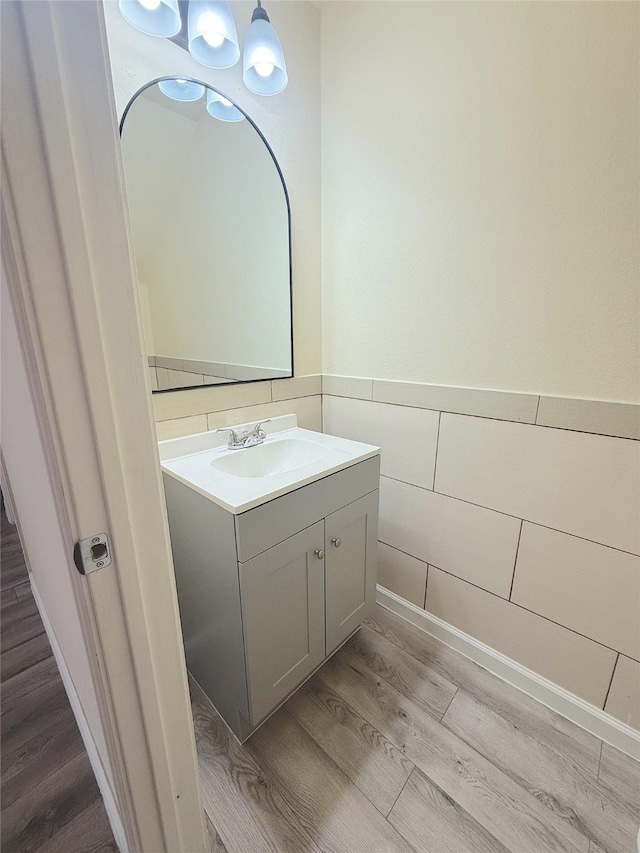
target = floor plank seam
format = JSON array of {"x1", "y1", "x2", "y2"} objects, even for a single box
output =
[
  {"x1": 278, "y1": 702, "x2": 405, "y2": 819},
  {"x1": 368, "y1": 609, "x2": 606, "y2": 769},
  {"x1": 596, "y1": 740, "x2": 604, "y2": 782},
  {"x1": 385, "y1": 768, "x2": 413, "y2": 818},
  {"x1": 1, "y1": 637, "x2": 52, "y2": 681},
  {"x1": 439, "y1": 686, "x2": 459, "y2": 722},
  {"x1": 2, "y1": 737, "x2": 89, "y2": 805},
  {"x1": 191, "y1": 604, "x2": 640, "y2": 853}
]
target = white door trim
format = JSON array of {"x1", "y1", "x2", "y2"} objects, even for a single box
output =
[{"x1": 1, "y1": 2, "x2": 207, "y2": 850}]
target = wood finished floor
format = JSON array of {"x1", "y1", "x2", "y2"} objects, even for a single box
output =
[
  {"x1": 193, "y1": 606, "x2": 640, "y2": 853},
  {"x1": 3, "y1": 507, "x2": 637, "y2": 853},
  {"x1": 1, "y1": 510, "x2": 117, "y2": 853}
]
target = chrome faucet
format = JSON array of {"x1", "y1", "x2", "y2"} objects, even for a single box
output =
[{"x1": 216, "y1": 420, "x2": 271, "y2": 450}]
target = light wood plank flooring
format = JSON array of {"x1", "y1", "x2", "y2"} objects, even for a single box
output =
[
  {"x1": 194, "y1": 606, "x2": 640, "y2": 853},
  {"x1": 1, "y1": 510, "x2": 117, "y2": 853},
  {"x1": 3, "y1": 503, "x2": 637, "y2": 853}
]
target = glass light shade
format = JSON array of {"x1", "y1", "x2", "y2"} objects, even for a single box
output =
[
  {"x1": 188, "y1": 0, "x2": 240, "y2": 69},
  {"x1": 206, "y1": 90, "x2": 245, "y2": 122},
  {"x1": 243, "y1": 18, "x2": 287, "y2": 95},
  {"x1": 158, "y1": 79, "x2": 205, "y2": 101},
  {"x1": 118, "y1": 0, "x2": 181, "y2": 37}
]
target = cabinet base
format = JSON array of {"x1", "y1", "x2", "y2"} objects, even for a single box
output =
[{"x1": 190, "y1": 625, "x2": 363, "y2": 744}]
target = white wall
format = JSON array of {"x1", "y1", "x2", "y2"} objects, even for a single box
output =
[
  {"x1": 321, "y1": 1, "x2": 639, "y2": 402},
  {"x1": 104, "y1": 0, "x2": 321, "y2": 376},
  {"x1": 319, "y1": 0, "x2": 639, "y2": 730}
]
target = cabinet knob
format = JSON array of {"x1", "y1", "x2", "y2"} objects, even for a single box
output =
[
  {"x1": 314, "y1": 549, "x2": 325, "y2": 560},
  {"x1": 331, "y1": 538, "x2": 342, "y2": 548}
]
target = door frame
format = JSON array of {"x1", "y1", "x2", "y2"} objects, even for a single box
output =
[{"x1": 1, "y1": 2, "x2": 207, "y2": 850}]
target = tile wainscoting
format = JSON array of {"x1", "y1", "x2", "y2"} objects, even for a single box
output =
[
  {"x1": 152, "y1": 374, "x2": 322, "y2": 441},
  {"x1": 323, "y1": 377, "x2": 640, "y2": 733},
  {"x1": 152, "y1": 373, "x2": 640, "y2": 732}
]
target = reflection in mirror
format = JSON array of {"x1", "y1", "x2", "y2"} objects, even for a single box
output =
[{"x1": 120, "y1": 78, "x2": 292, "y2": 392}]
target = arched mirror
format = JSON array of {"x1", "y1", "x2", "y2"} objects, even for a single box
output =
[{"x1": 120, "y1": 77, "x2": 293, "y2": 391}]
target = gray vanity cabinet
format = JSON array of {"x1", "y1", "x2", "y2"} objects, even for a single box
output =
[
  {"x1": 239, "y1": 490, "x2": 379, "y2": 725},
  {"x1": 239, "y1": 521, "x2": 326, "y2": 725},
  {"x1": 325, "y1": 492, "x2": 378, "y2": 654},
  {"x1": 163, "y1": 455, "x2": 380, "y2": 741}
]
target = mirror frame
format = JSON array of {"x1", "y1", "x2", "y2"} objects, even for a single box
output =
[{"x1": 119, "y1": 76, "x2": 294, "y2": 393}]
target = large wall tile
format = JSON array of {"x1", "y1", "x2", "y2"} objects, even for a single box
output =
[
  {"x1": 162, "y1": 369, "x2": 205, "y2": 390},
  {"x1": 604, "y1": 656, "x2": 640, "y2": 730},
  {"x1": 377, "y1": 542, "x2": 428, "y2": 608},
  {"x1": 155, "y1": 414, "x2": 208, "y2": 441},
  {"x1": 379, "y1": 477, "x2": 521, "y2": 598},
  {"x1": 271, "y1": 375, "x2": 322, "y2": 402},
  {"x1": 512, "y1": 524, "x2": 640, "y2": 660},
  {"x1": 224, "y1": 364, "x2": 284, "y2": 381},
  {"x1": 426, "y1": 568, "x2": 617, "y2": 707},
  {"x1": 155, "y1": 367, "x2": 168, "y2": 390},
  {"x1": 322, "y1": 375, "x2": 373, "y2": 399},
  {"x1": 206, "y1": 395, "x2": 322, "y2": 433},
  {"x1": 153, "y1": 380, "x2": 271, "y2": 421},
  {"x1": 180, "y1": 359, "x2": 226, "y2": 376},
  {"x1": 154, "y1": 355, "x2": 182, "y2": 370},
  {"x1": 435, "y1": 414, "x2": 640, "y2": 555},
  {"x1": 372, "y1": 379, "x2": 538, "y2": 423},
  {"x1": 537, "y1": 397, "x2": 640, "y2": 441},
  {"x1": 323, "y1": 397, "x2": 439, "y2": 489}
]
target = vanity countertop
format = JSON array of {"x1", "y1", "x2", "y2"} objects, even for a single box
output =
[{"x1": 159, "y1": 414, "x2": 380, "y2": 514}]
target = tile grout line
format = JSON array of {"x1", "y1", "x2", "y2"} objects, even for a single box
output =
[
  {"x1": 378, "y1": 539, "x2": 428, "y2": 569},
  {"x1": 158, "y1": 392, "x2": 319, "y2": 429},
  {"x1": 156, "y1": 385, "x2": 639, "y2": 440},
  {"x1": 432, "y1": 411, "x2": 442, "y2": 490},
  {"x1": 380, "y1": 473, "x2": 640, "y2": 558},
  {"x1": 320, "y1": 391, "x2": 639, "y2": 440},
  {"x1": 377, "y1": 545, "x2": 640, "y2": 663},
  {"x1": 601, "y1": 654, "x2": 619, "y2": 713},
  {"x1": 423, "y1": 565, "x2": 429, "y2": 610},
  {"x1": 508, "y1": 520, "x2": 524, "y2": 601}
]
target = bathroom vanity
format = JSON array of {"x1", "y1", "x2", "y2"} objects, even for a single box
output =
[{"x1": 159, "y1": 415, "x2": 380, "y2": 741}]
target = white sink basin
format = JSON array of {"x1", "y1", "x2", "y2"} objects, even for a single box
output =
[
  {"x1": 158, "y1": 414, "x2": 380, "y2": 514},
  {"x1": 211, "y1": 437, "x2": 336, "y2": 479}
]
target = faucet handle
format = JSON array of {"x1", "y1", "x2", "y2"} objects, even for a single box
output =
[
  {"x1": 253, "y1": 419, "x2": 271, "y2": 438},
  {"x1": 216, "y1": 427, "x2": 240, "y2": 444}
]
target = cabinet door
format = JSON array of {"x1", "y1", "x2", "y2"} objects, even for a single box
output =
[
  {"x1": 239, "y1": 521, "x2": 325, "y2": 724},
  {"x1": 325, "y1": 491, "x2": 379, "y2": 654}
]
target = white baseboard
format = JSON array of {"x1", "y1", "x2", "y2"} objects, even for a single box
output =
[
  {"x1": 376, "y1": 586, "x2": 640, "y2": 761},
  {"x1": 30, "y1": 579, "x2": 128, "y2": 852}
]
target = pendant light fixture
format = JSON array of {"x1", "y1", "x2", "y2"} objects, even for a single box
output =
[
  {"x1": 158, "y1": 79, "x2": 205, "y2": 101},
  {"x1": 119, "y1": 0, "x2": 290, "y2": 97},
  {"x1": 118, "y1": 0, "x2": 181, "y2": 37},
  {"x1": 243, "y1": 1, "x2": 288, "y2": 95},
  {"x1": 206, "y1": 90, "x2": 245, "y2": 122},
  {"x1": 188, "y1": 0, "x2": 240, "y2": 69}
]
